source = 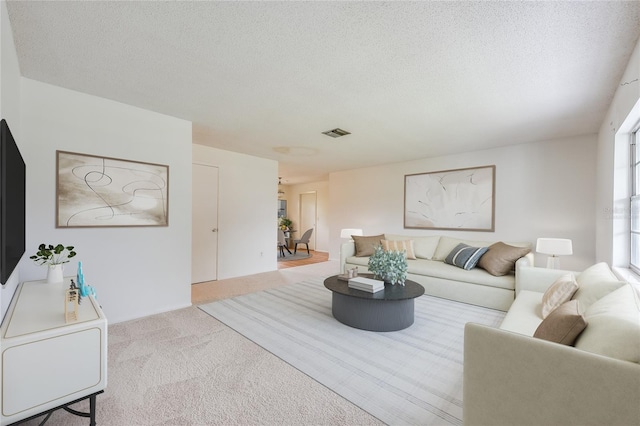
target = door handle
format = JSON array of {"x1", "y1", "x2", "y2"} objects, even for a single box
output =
[{"x1": 212, "y1": 228, "x2": 218, "y2": 232}]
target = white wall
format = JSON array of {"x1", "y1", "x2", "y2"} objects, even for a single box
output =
[
  {"x1": 0, "y1": 1, "x2": 19, "y2": 128},
  {"x1": 329, "y1": 134, "x2": 597, "y2": 271},
  {"x1": 18, "y1": 78, "x2": 192, "y2": 323},
  {"x1": 193, "y1": 143, "x2": 278, "y2": 279},
  {"x1": 596, "y1": 37, "x2": 640, "y2": 267},
  {"x1": 284, "y1": 180, "x2": 330, "y2": 253},
  {"x1": 0, "y1": 0, "x2": 23, "y2": 319}
]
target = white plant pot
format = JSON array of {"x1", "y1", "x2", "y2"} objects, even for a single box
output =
[{"x1": 47, "y1": 264, "x2": 64, "y2": 284}]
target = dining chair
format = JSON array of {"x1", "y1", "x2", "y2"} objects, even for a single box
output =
[
  {"x1": 293, "y1": 228, "x2": 313, "y2": 255},
  {"x1": 278, "y1": 229, "x2": 291, "y2": 257}
]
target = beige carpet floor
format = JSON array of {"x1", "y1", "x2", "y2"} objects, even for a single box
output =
[{"x1": 20, "y1": 261, "x2": 381, "y2": 426}]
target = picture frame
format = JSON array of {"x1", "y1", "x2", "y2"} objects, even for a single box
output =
[
  {"x1": 56, "y1": 150, "x2": 169, "y2": 228},
  {"x1": 404, "y1": 165, "x2": 495, "y2": 231}
]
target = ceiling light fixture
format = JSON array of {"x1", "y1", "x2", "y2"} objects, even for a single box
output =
[
  {"x1": 278, "y1": 177, "x2": 285, "y2": 196},
  {"x1": 322, "y1": 128, "x2": 351, "y2": 138}
]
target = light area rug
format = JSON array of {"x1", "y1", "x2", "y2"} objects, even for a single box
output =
[
  {"x1": 277, "y1": 252, "x2": 311, "y2": 261},
  {"x1": 199, "y1": 277, "x2": 505, "y2": 426}
]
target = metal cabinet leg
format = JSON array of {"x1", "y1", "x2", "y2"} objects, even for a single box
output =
[{"x1": 90, "y1": 394, "x2": 97, "y2": 426}]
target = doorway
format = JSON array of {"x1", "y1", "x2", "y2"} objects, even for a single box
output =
[
  {"x1": 299, "y1": 192, "x2": 317, "y2": 251},
  {"x1": 192, "y1": 163, "x2": 219, "y2": 283}
]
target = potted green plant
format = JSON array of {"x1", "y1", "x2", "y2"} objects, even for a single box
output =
[
  {"x1": 279, "y1": 217, "x2": 293, "y2": 231},
  {"x1": 368, "y1": 244, "x2": 408, "y2": 285},
  {"x1": 30, "y1": 243, "x2": 77, "y2": 284}
]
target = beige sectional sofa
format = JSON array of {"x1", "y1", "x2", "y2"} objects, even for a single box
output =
[
  {"x1": 340, "y1": 234, "x2": 533, "y2": 311},
  {"x1": 464, "y1": 263, "x2": 640, "y2": 425}
]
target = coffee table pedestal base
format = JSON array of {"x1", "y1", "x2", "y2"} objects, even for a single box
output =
[{"x1": 332, "y1": 292, "x2": 415, "y2": 332}]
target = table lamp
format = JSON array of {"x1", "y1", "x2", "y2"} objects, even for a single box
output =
[
  {"x1": 340, "y1": 228, "x2": 363, "y2": 241},
  {"x1": 536, "y1": 238, "x2": 573, "y2": 269}
]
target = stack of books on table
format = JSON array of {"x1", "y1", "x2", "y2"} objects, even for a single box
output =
[{"x1": 348, "y1": 276, "x2": 384, "y2": 293}]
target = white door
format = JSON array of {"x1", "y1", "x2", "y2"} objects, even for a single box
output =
[
  {"x1": 299, "y1": 192, "x2": 317, "y2": 251},
  {"x1": 192, "y1": 164, "x2": 219, "y2": 283}
]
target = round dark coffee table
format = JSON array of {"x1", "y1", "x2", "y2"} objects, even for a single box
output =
[{"x1": 323, "y1": 275, "x2": 425, "y2": 332}]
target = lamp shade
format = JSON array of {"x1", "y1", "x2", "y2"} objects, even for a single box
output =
[
  {"x1": 536, "y1": 238, "x2": 573, "y2": 256},
  {"x1": 340, "y1": 228, "x2": 363, "y2": 238}
]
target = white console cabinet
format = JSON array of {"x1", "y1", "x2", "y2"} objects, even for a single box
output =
[{"x1": 0, "y1": 278, "x2": 107, "y2": 425}]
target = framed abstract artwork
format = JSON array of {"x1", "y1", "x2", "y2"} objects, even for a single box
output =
[
  {"x1": 404, "y1": 165, "x2": 495, "y2": 231},
  {"x1": 56, "y1": 150, "x2": 169, "y2": 228}
]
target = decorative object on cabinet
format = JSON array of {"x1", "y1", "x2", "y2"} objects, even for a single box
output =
[
  {"x1": 404, "y1": 165, "x2": 495, "y2": 231},
  {"x1": 75, "y1": 261, "x2": 97, "y2": 299},
  {"x1": 77, "y1": 261, "x2": 86, "y2": 296},
  {"x1": 46, "y1": 264, "x2": 64, "y2": 284},
  {"x1": 29, "y1": 243, "x2": 77, "y2": 284},
  {"x1": 29, "y1": 243, "x2": 77, "y2": 265},
  {"x1": 56, "y1": 150, "x2": 169, "y2": 228},
  {"x1": 64, "y1": 287, "x2": 79, "y2": 323}
]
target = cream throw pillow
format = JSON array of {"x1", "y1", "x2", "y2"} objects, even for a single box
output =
[
  {"x1": 380, "y1": 239, "x2": 416, "y2": 260},
  {"x1": 384, "y1": 235, "x2": 440, "y2": 259},
  {"x1": 572, "y1": 262, "x2": 626, "y2": 310},
  {"x1": 541, "y1": 273, "x2": 579, "y2": 318},
  {"x1": 533, "y1": 300, "x2": 587, "y2": 345},
  {"x1": 574, "y1": 284, "x2": 640, "y2": 363}
]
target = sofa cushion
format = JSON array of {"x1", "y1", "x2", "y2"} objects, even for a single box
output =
[
  {"x1": 477, "y1": 242, "x2": 531, "y2": 277},
  {"x1": 413, "y1": 236, "x2": 440, "y2": 260},
  {"x1": 380, "y1": 239, "x2": 417, "y2": 259},
  {"x1": 572, "y1": 262, "x2": 626, "y2": 310},
  {"x1": 407, "y1": 259, "x2": 516, "y2": 289},
  {"x1": 344, "y1": 256, "x2": 370, "y2": 268},
  {"x1": 533, "y1": 300, "x2": 587, "y2": 345},
  {"x1": 385, "y1": 234, "x2": 440, "y2": 259},
  {"x1": 433, "y1": 236, "x2": 495, "y2": 261},
  {"x1": 499, "y1": 290, "x2": 544, "y2": 335},
  {"x1": 345, "y1": 256, "x2": 515, "y2": 289},
  {"x1": 541, "y1": 273, "x2": 579, "y2": 318},
  {"x1": 444, "y1": 243, "x2": 488, "y2": 270},
  {"x1": 352, "y1": 234, "x2": 384, "y2": 257},
  {"x1": 574, "y1": 284, "x2": 640, "y2": 363}
]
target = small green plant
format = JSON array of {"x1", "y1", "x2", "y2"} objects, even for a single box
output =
[
  {"x1": 30, "y1": 244, "x2": 77, "y2": 266},
  {"x1": 368, "y1": 245, "x2": 408, "y2": 285},
  {"x1": 279, "y1": 217, "x2": 293, "y2": 230}
]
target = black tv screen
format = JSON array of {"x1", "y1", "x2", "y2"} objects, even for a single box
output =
[{"x1": 0, "y1": 119, "x2": 25, "y2": 285}]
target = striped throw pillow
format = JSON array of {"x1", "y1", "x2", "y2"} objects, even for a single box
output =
[
  {"x1": 444, "y1": 243, "x2": 488, "y2": 270},
  {"x1": 380, "y1": 239, "x2": 417, "y2": 260}
]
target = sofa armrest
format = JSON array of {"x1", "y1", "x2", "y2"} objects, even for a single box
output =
[
  {"x1": 515, "y1": 265, "x2": 579, "y2": 296},
  {"x1": 340, "y1": 241, "x2": 355, "y2": 273},
  {"x1": 464, "y1": 323, "x2": 640, "y2": 426},
  {"x1": 515, "y1": 252, "x2": 534, "y2": 269}
]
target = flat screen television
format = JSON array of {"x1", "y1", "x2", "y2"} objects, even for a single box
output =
[{"x1": 0, "y1": 119, "x2": 26, "y2": 285}]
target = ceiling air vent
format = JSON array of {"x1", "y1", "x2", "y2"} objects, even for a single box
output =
[{"x1": 322, "y1": 128, "x2": 351, "y2": 138}]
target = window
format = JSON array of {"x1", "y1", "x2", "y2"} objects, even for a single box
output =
[{"x1": 631, "y1": 130, "x2": 640, "y2": 273}]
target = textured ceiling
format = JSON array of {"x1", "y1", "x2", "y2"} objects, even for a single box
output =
[{"x1": 7, "y1": 1, "x2": 640, "y2": 184}]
